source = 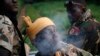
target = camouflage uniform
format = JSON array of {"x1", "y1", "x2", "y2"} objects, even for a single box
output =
[
  {"x1": 0, "y1": 15, "x2": 20, "y2": 56},
  {"x1": 67, "y1": 9, "x2": 100, "y2": 55},
  {"x1": 35, "y1": 44, "x2": 93, "y2": 56}
]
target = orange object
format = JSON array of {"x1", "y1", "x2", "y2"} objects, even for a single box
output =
[
  {"x1": 55, "y1": 51, "x2": 62, "y2": 56},
  {"x1": 22, "y1": 16, "x2": 55, "y2": 40}
]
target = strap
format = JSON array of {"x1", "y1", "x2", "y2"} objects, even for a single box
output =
[{"x1": 14, "y1": 24, "x2": 26, "y2": 56}]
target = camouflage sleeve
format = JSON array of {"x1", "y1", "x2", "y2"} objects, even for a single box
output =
[
  {"x1": 0, "y1": 15, "x2": 15, "y2": 52},
  {"x1": 60, "y1": 44, "x2": 93, "y2": 56},
  {"x1": 68, "y1": 44, "x2": 93, "y2": 56},
  {"x1": 81, "y1": 50, "x2": 93, "y2": 56}
]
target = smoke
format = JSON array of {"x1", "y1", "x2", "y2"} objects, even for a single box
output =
[
  {"x1": 52, "y1": 11, "x2": 86, "y2": 48},
  {"x1": 31, "y1": 11, "x2": 87, "y2": 55},
  {"x1": 52, "y1": 11, "x2": 70, "y2": 40},
  {"x1": 31, "y1": 25, "x2": 67, "y2": 56},
  {"x1": 66, "y1": 33, "x2": 86, "y2": 48}
]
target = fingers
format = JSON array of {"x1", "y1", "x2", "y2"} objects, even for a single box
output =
[{"x1": 22, "y1": 16, "x2": 32, "y2": 27}]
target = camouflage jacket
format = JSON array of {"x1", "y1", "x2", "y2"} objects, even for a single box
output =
[
  {"x1": 35, "y1": 44, "x2": 93, "y2": 56},
  {"x1": 67, "y1": 9, "x2": 100, "y2": 55},
  {"x1": 0, "y1": 15, "x2": 20, "y2": 55}
]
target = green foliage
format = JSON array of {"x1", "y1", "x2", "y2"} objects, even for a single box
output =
[
  {"x1": 24, "y1": 36, "x2": 37, "y2": 51},
  {"x1": 26, "y1": 4, "x2": 41, "y2": 21},
  {"x1": 19, "y1": 1, "x2": 100, "y2": 51},
  {"x1": 26, "y1": 1, "x2": 71, "y2": 31},
  {"x1": 18, "y1": 0, "x2": 24, "y2": 6},
  {"x1": 88, "y1": 4, "x2": 100, "y2": 21}
]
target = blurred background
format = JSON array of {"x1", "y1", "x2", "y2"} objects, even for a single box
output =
[{"x1": 18, "y1": 0, "x2": 100, "y2": 53}]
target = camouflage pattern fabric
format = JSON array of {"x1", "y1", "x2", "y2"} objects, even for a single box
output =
[
  {"x1": 68, "y1": 9, "x2": 100, "y2": 55},
  {"x1": 0, "y1": 15, "x2": 20, "y2": 55},
  {"x1": 36, "y1": 44, "x2": 93, "y2": 56},
  {"x1": 57, "y1": 44, "x2": 93, "y2": 56}
]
